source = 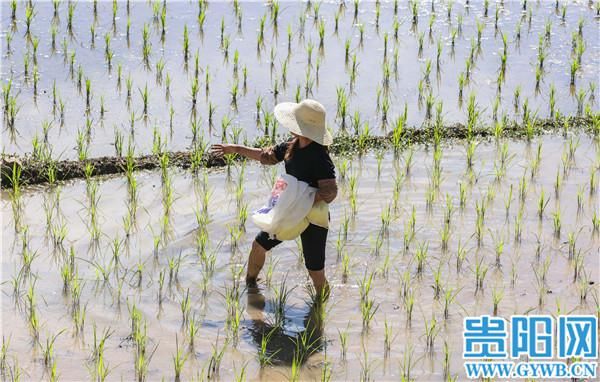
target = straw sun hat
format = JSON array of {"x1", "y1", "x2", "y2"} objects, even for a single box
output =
[{"x1": 273, "y1": 99, "x2": 334, "y2": 146}]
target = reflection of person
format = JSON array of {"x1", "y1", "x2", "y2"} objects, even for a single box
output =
[
  {"x1": 246, "y1": 290, "x2": 324, "y2": 365},
  {"x1": 212, "y1": 99, "x2": 337, "y2": 297}
]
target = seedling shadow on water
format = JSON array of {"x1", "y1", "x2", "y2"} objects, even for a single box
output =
[{"x1": 244, "y1": 289, "x2": 324, "y2": 366}]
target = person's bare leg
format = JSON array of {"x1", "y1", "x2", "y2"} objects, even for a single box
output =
[
  {"x1": 246, "y1": 240, "x2": 267, "y2": 287},
  {"x1": 308, "y1": 270, "x2": 330, "y2": 301}
]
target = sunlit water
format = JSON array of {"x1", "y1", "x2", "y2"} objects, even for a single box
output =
[
  {"x1": 2, "y1": 1, "x2": 599, "y2": 381},
  {"x1": 2, "y1": 133, "x2": 598, "y2": 380},
  {"x1": 1, "y1": 0, "x2": 598, "y2": 159}
]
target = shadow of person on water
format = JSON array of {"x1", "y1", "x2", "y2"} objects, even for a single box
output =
[{"x1": 244, "y1": 288, "x2": 325, "y2": 366}]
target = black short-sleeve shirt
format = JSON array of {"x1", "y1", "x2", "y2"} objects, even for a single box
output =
[{"x1": 272, "y1": 139, "x2": 336, "y2": 188}]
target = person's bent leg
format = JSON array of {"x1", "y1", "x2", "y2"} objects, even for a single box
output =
[
  {"x1": 247, "y1": 232, "x2": 281, "y2": 287},
  {"x1": 246, "y1": 240, "x2": 266, "y2": 286},
  {"x1": 300, "y1": 224, "x2": 330, "y2": 300},
  {"x1": 308, "y1": 269, "x2": 330, "y2": 300}
]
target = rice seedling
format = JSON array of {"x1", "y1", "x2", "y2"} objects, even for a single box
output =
[
  {"x1": 357, "y1": 270, "x2": 375, "y2": 303},
  {"x1": 587, "y1": 82, "x2": 597, "y2": 106},
  {"x1": 473, "y1": 204, "x2": 486, "y2": 247},
  {"x1": 416, "y1": 31, "x2": 426, "y2": 59},
  {"x1": 550, "y1": 164, "x2": 563, "y2": 198},
  {"x1": 552, "y1": 208, "x2": 561, "y2": 237},
  {"x1": 442, "y1": 285, "x2": 460, "y2": 320},
  {"x1": 132, "y1": 327, "x2": 156, "y2": 382},
  {"x1": 40, "y1": 329, "x2": 66, "y2": 370},
  {"x1": 589, "y1": 168, "x2": 598, "y2": 195},
  {"x1": 570, "y1": 248, "x2": 585, "y2": 283},
  {"x1": 575, "y1": 88, "x2": 588, "y2": 115},
  {"x1": 294, "y1": 319, "x2": 322, "y2": 369},
  {"x1": 24, "y1": 3, "x2": 35, "y2": 34},
  {"x1": 256, "y1": 14, "x2": 267, "y2": 50},
  {"x1": 0, "y1": 336, "x2": 10, "y2": 376},
  {"x1": 179, "y1": 288, "x2": 192, "y2": 325},
  {"x1": 317, "y1": 18, "x2": 326, "y2": 49},
  {"x1": 431, "y1": 262, "x2": 444, "y2": 300},
  {"x1": 333, "y1": 324, "x2": 349, "y2": 362},
  {"x1": 570, "y1": 58, "x2": 579, "y2": 86},
  {"x1": 24, "y1": 279, "x2": 41, "y2": 340},
  {"x1": 338, "y1": 249, "x2": 352, "y2": 282},
  {"x1": 379, "y1": 249, "x2": 393, "y2": 280},
  {"x1": 336, "y1": 86, "x2": 349, "y2": 129},
  {"x1": 289, "y1": 352, "x2": 302, "y2": 382},
  {"x1": 358, "y1": 273, "x2": 378, "y2": 330},
  {"x1": 423, "y1": 315, "x2": 440, "y2": 352},
  {"x1": 424, "y1": 92, "x2": 435, "y2": 122},
  {"x1": 509, "y1": 198, "x2": 523, "y2": 240},
  {"x1": 272, "y1": 278, "x2": 293, "y2": 328},
  {"x1": 400, "y1": 284, "x2": 415, "y2": 325},
  {"x1": 357, "y1": 23, "x2": 365, "y2": 45},
  {"x1": 474, "y1": 256, "x2": 489, "y2": 294},
  {"x1": 190, "y1": 77, "x2": 199, "y2": 108},
  {"x1": 465, "y1": 140, "x2": 477, "y2": 170},
  {"x1": 380, "y1": 205, "x2": 392, "y2": 235},
  {"x1": 356, "y1": 122, "x2": 370, "y2": 154},
  {"x1": 348, "y1": 173, "x2": 359, "y2": 216},
  {"x1": 576, "y1": 269, "x2": 592, "y2": 302},
  {"x1": 139, "y1": 84, "x2": 149, "y2": 115},
  {"x1": 206, "y1": 335, "x2": 228, "y2": 380},
  {"x1": 532, "y1": 258, "x2": 551, "y2": 307},
  {"x1": 172, "y1": 335, "x2": 188, "y2": 382},
  {"x1": 492, "y1": 287, "x2": 504, "y2": 315},
  {"x1": 182, "y1": 25, "x2": 190, "y2": 64}
]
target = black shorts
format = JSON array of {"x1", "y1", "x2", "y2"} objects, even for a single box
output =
[{"x1": 255, "y1": 223, "x2": 328, "y2": 271}]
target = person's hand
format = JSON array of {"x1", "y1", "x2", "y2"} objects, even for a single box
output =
[{"x1": 210, "y1": 143, "x2": 236, "y2": 158}]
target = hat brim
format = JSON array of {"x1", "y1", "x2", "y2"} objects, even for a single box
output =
[{"x1": 274, "y1": 102, "x2": 333, "y2": 146}]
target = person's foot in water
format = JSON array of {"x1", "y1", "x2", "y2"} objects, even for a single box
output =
[
  {"x1": 310, "y1": 280, "x2": 331, "y2": 305},
  {"x1": 246, "y1": 276, "x2": 261, "y2": 292}
]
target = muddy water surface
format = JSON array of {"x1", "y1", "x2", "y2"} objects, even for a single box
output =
[
  {"x1": 2, "y1": 134, "x2": 599, "y2": 380},
  {"x1": 1, "y1": 1, "x2": 598, "y2": 158}
]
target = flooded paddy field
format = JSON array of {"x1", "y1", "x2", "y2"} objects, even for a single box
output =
[
  {"x1": 1, "y1": 0, "x2": 600, "y2": 381},
  {"x1": 2, "y1": 134, "x2": 599, "y2": 380},
  {"x1": 1, "y1": 0, "x2": 598, "y2": 159}
]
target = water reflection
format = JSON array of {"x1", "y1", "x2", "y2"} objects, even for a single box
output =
[{"x1": 245, "y1": 289, "x2": 324, "y2": 365}]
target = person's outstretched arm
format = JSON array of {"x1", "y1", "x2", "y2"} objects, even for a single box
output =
[{"x1": 211, "y1": 143, "x2": 283, "y2": 165}]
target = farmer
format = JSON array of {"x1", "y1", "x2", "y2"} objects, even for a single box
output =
[{"x1": 211, "y1": 99, "x2": 337, "y2": 298}]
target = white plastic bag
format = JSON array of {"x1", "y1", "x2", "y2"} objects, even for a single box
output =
[{"x1": 252, "y1": 174, "x2": 316, "y2": 237}]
